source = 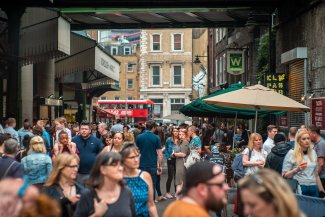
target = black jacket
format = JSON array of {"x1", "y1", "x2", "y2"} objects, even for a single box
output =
[
  {"x1": 43, "y1": 182, "x2": 85, "y2": 217},
  {"x1": 265, "y1": 142, "x2": 292, "y2": 174}
]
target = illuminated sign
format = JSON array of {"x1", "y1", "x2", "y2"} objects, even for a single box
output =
[{"x1": 265, "y1": 73, "x2": 286, "y2": 95}]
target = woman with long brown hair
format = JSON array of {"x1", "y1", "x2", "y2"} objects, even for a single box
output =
[
  {"x1": 74, "y1": 152, "x2": 136, "y2": 217},
  {"x1": 43, "y1": 154, "x2": 83, "y2": 217},
  {"x1": 163, "y1": 126, "x2": 179, "y2": 199},
  {"x1": 173, "y1": 128, "x2": 189, "y2": 198}
]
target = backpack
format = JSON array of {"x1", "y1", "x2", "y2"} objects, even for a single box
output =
[{"x1": 231, "y1": 149, "x2": 252, "y2": 181}]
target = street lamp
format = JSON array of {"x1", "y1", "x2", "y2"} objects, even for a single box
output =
[
  {"x1": 193, "y1": 55, "x2": 208, "y2": 65},
  {"x1": 125, "y1": 63, "x2": 136, "y2": 123}
]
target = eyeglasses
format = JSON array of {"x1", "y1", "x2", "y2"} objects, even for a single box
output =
[
  {"x1": 251, "y1": 174, "x2": 264, "y2": 185},
  {"x1": 65, "y1": 164, "x2": 79, "y2": 169},
  {"x1": 127, "y1": 154, "x2": 141, "y2": 160}
]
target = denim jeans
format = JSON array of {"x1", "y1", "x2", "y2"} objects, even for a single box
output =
[
  {"x1": 300, "y1": 185, "x2": 319, "y2": 197},
  {"x1": 140, "y1": 167, "x2": 157, "y2": 199}
]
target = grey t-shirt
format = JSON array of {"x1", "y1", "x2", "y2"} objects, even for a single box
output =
[{"x1": 282, "y1": 149, "x2": 318, "y2": 186}]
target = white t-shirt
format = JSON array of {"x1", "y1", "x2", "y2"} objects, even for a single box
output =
[
  {"x1": 282, "y1": 149, "x2": 318, "y2": 186},
  {"x1": 243, "y1": 148, "x2": 267, "y2": 175},
  {"x1": 262, "y1": 137, "x2": 274, "y2": 155}
]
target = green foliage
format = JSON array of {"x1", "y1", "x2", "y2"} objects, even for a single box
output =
[{"x1": 256, "y1": 32, "x2": 270, "y2": 82}]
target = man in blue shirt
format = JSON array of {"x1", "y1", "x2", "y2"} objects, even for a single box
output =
[
  {"x1": 18, "y1": 122, "x2": 34, "y2": 149},
  {"x1": 136, "y1": 120, "x2": 163, "y2": 197},
  {"x1": 0, "y1": 138, "x2": 23, "y2": 179},
  {"x1": 4, "y1": 118, "x2": 20, "y2": 147},
  {"x1": 72, "y1": 121, "x2": 102, "y2": 185}
]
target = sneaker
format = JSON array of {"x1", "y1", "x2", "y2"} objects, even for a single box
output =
[
  {"x1": 165, "y1": 193, "x2": 173, "y2": 199},
  {"x1": 158, "y1": 195, "x2": 167, "y2": 201}
]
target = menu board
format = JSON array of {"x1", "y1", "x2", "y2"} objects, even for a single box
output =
[{"x1": 311, "y1": 98, "x2": 325, "y2": 130}]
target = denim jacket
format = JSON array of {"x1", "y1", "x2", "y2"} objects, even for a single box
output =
[
  {"x1": 22, "y1": 152, "x2": 52, "y2": 184},
  {"x1": 164, "y1": 137, "x2": 176, "y2": 160}
]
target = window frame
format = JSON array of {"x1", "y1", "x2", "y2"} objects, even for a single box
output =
[
  {"x1": 127, "y1": 79, "x2": 134, "y2": 89},
  {"x1": 171, "y1": 64, "x2": 183, "y2": 86},
  {"x1": 111, "y1": 46, "x2": 118, "y2": 55},
  {"x1": 151, "y1": 33, "x2": 162, "y2": 52},
  {"x1": 151, "y1": 65, "x2": 162, "y2": 87},
  {"x1": 124, "y1": 46, "x2": 131, "y2": 55},
  {"x1": 171, "y1": 33, "x2": 183, "y2": 52}
]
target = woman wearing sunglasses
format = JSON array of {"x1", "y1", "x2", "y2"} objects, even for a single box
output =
[
  {"x1": 43, "y1": 154, "x2": 83, "y2": 217},
  {"x1": 282, "y1": 129, "x2": 325, "y2": 197},
  {"x1": 74, "y1": 152, "x2": 136, "y2": 217},
  {"x1": 121, "y1": 142, "x2": 158, "y2": 217}
]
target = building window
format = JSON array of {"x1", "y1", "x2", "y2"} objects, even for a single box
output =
[
  {"x1": 172, "y1": 65, "x2": 182, "y2": 85},
  {"x1": 127, "y1": 79, "x2": 133, "y2": 89},
  {"x1": 151, "y1": 65, "x2": 161, "y2": 86},
  {"x1": 150, "y1": 98, "x2": 163, "y2": 118},
  {"x1": 172, "y1": 33, "x2": 182, "y2": 51},
  {"x1": 114, "y1": 96, "x2": 120, "y2": 100},
  {"x1": 128, "y1": 96, "x2": 133, "y2": 100},
  {"x1": 151, "y1": 34, "x2": 161, "y2": 51},
  {"x1": 170, "y1": 98, "x2": 185, "y2": 114},
  {"x1": 111, "y1": 46, "x2": 118, "y2": 55},
  {"x1": 100, "y1": 96, "x2": 107, "y2": 100},
  {"x1": 99, "y1": 30, "x2": 110, "y2": 43},
  {"x1": 124, "y1": 47, "x2": 131, "y2": 55},
  {"x1": 127, "y1": 63, "x2": 134, "y2": 72}
]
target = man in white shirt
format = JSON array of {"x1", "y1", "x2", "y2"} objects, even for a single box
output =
[{"x1": 262, "y1": 125, "x2": 278, "y2": 154}]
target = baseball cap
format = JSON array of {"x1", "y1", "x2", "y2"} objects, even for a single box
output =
[{"x1": 180, "y1": 161, "x2": 222, "y2": 195}]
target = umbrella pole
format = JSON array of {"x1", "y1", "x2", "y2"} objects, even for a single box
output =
[
  {"x1": 254, "y1": 109, "x2": 259, "y2": 132},
  {"x1": 233, "y1": 112, "x2": 238, "y2": 149}
]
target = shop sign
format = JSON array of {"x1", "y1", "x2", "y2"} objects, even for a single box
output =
[
  {"x1": 311, "y1": 98, "x2": 325, "y2": 130},
  {"x1": 279, "y1": 116, "x2": 288, "y2": 127},
  {"x1": 40, "y1": 97, "x2": 63, "y2": 106},
  {"x1": 227, "y1": 51, "x2": 245, "y2": 75},
  {"x1": 265, "y1": 73, "x2": 286, "y2": 95}
]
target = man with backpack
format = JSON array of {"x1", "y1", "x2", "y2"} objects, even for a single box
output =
[{"x1": 0, "y1": 138, "x2": 23, "y2": 179}]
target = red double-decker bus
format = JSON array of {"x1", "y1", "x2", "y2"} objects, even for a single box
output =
[{"x1": 97, "y1": 99, "x2": 154, "y2": 124}]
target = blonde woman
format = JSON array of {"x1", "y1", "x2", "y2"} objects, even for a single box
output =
[
  {"x1": 282, "y1": 129, "x2": 325, "y2": 197},
  {"x1": 43, "y1": 154, "x2": 84, "y2": 217},
  {"x1": 21, "y1": 136, "x2": 52, "y2": 187},
  {"x1": 242, "y1": 133, "x2": 267, "y2": 175},
  {"x1": 239, "y1": 169, "x2": 305, "y2": 217}
]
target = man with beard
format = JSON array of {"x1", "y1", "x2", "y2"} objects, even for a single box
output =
[{"x1": 163, "y1": 161, "x2": 229, "y2": 217}]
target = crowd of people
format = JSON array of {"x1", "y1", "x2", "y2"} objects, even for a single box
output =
[{"x1": 0, "y1": 117, "x2": 324, "y2": 217}]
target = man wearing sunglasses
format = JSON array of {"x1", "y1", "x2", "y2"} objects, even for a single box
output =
[{"x1": 163, "y1": 161, "x2": 229, "y2": 217}]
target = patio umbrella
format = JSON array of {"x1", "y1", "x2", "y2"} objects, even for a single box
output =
[
  {"x1": 204, "y1": 84, "x2": 310, "y2": 131},
  {"x1": 163, "y1": 113, "x2": 192, "y2": 124}
]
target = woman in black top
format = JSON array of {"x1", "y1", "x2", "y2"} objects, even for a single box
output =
[
  {"x1": 74, "y1": 152, "x2": 136, "y2": 217},
  {"x1": 43, "y1": 153, "x2": 84, "y2": 217}
]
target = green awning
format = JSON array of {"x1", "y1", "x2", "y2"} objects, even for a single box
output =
[{"x1": 180, "y1": 83, "x2": 284, "y2": 118}]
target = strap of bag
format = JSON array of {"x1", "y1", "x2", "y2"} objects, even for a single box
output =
[
  {"x1": 2, "y1": 160, "x2": 16, "y2": 179},
  {"x1": 248, "y1": 148, "x2": 252, "y2": 160}
]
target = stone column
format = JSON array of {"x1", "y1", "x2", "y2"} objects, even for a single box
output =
[
  {"x1": 35, "y1": 59, "x2": 55, "y2": 122},
  {"x1": 21, "y1": 64, "x2": 33, "y2": 122}
]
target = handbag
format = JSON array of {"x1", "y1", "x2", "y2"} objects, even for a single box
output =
[
  {"x1": 184, "y1": 151, "x2": 200, "y2": 169},
  {"x1": 285, "y1": 178, "x2": 299, "y2": 193}
]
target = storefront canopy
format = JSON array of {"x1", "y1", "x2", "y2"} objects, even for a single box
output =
[
  {"x1": 55, "y1": 32, "x2": 120, "y2": 82},
  {"x1": 180, "y1": 83, "x2": 284, "y2": 118}
]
